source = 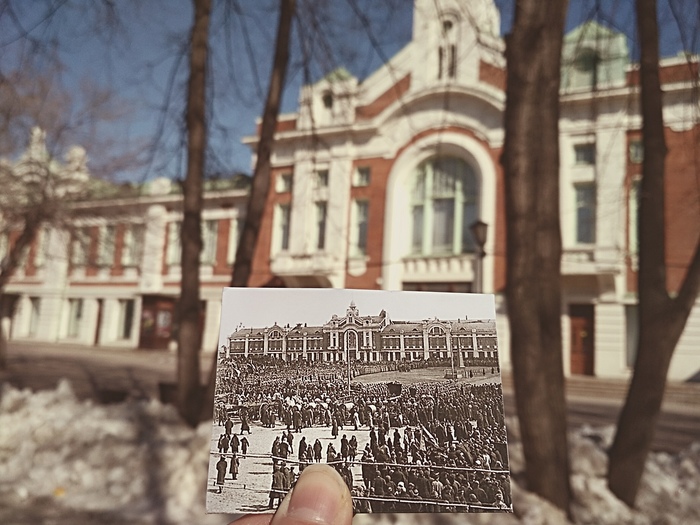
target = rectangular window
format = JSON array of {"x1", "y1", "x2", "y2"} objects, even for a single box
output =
[
  {"x1": 279, "y1": 204, "x2": 291, "y2": 251},
  {"x1": 33, "y1": 227, "x2": 48, "y2": 268},
  {"x1": 574, "y1": 143, "x2": 596, "y2": 165},
  {"x1": 67, "y1": 298, "x2": 83, "y2": 338},
  {"x1": 227, "y1": 217, "x2": 243, "y2": 264},
  {"x1": 352, "y1": 200, "x2": 369, "y2": 256},
  {"x1": 118, "y1": 299, "x2": 135, "y2": 340},
  {"x1": 166, "y1": 221, "x2": 181, "y2": 265},
  {"x1": 276, "y1": 172, "x2": 293, "y2": 193},
  {"x1": 575, "y1": 184, "x2": 596, "y2": 244},
  {"x1": 121, "y1": 224, "x2": 145, "y2": 266},
  {"x1": 201, "y1": 219, "x2": 218, "y2": 264},
  {"x1": 629, "y1": 140, "x2": 643, "y2": 164},
  {"x1": 628, "y1": 179, "x2": 641, "y2": 255},
  {"x1": 315, "y1": 169, "x2": 329, "y2": 188},
  {"x1": 316, "y1": 201, "x2": 327, "y2": 250},
  {"x1": 71, "y1": 227, "x2": 91, "y2": 266},
  {"x1": 354, "y1": 166, "x2": 371, "y2": 187},
  {"x1": 98, "y1": 225, "x2": 116, "y2": 266},
  {"x1": 625, "y1": 305, "x2": 639, "y2": 368}
]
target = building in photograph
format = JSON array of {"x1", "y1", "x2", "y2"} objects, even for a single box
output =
[
  {"x1": 241, "y1": 0, "x2": 700, "y2": 380},
  {"x1": 0, "y1": 131, "x2": 249, "y2": 351},
  {"x1": 227, "y1": 300, "x2": 498, "y2": 365},
  {"x1": 3, "y1": 0, "x2": 698, "y2": 381}
]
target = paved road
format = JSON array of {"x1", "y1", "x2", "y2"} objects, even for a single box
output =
[{"x1": 1, "y1": 341, "x2": 698, "y2": 454}]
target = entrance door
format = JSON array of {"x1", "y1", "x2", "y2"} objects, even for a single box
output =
[
  {"x1": 569, "y1": 304, "x2": 594, "y2": 375},
  {"x1": 139, "y1": 296, "x2": 176, "y2": 350},
  {"x1": 0, "y1": 294, "x2": 19, "y2": 339}
]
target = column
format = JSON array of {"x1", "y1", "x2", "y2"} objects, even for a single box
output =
[
  {"x1": 399, "y1": 332, "x2": 406, "y2": 360},
  {"x1": 423, "y1": 329, "x2": 430, "y2": 360}
]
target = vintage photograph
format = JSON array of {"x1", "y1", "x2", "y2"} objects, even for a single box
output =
[{"x1": 206, "y1": 288, "x2": 512, "y2": 515}]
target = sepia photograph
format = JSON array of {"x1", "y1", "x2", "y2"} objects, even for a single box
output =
[{"x1": 206, "y1": 288, "x2": 512, "y2": 515}]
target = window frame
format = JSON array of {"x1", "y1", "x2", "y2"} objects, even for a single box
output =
[
  {"x1": 315, "y1": 201, "x2": 328, "y2": 251},
  {"x1": 278, "y1": 204, "x2": 291, "y2": 252},
  {"x1": 574, "y1": 143, "x2": 596, "y2": 165},
  {"x1": 351, "y1": 199, "x2": 369, "y2": 257},
  {"x1": 201, "y1": 218, "x2": 219, "y2": 265},
  {"x1": 314, "y1": 169, "x2": 329, "y2": 189},
  {"x1": 276, "y1": 172, "x2": 294, "y2": 193},
  {"x1": 574, "y1": 182, "x2": 597, "y2": 245},
  {"x1": 410, "y1": 156, "x2": 478, "y2": 257},
  {"x1": 353, "y1": 166, "x2": 371, "y2": 187}
]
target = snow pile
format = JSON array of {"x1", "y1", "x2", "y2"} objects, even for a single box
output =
[
  {"x1": 1, "y1": 381, "x2": 698, "y2": 525},
  {"x1": 0, "y1": 379, "x2": 231, "y2": 525}
]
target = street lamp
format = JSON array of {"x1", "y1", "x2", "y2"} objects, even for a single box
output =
[{"x1": 470, "y1": 220, "x2": 488, "y2": 293}]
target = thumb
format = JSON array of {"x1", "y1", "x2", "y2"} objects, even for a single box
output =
[{"x1": 272, "y1": 465, "x2": 353, "y2": 525}]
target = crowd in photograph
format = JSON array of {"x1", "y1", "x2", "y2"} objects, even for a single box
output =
[{"x1": 212, "y1": 357, "x2": 511, "y2": 513}]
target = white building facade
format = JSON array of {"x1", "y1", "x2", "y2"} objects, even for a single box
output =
[{"x1": 243, "y1": 0, "x2": 700, "y2": 380}]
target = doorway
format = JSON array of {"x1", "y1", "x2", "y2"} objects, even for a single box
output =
[
  {"x1": 139, "y1": 296, "x2": 176, "y2": 350},
  {"x1": 569, "y1": 304, "x2": 595, "y2": 375}
]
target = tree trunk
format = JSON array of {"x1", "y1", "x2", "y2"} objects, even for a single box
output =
[
  {"x1": 197, "y1": 0, "x2": 295, "y2": 422},
  {"x1": 230, "y1": 0, "x2": 295, "y2": 287},
  {"x1": 501, "y1": 0, "x2": 571, "y2": 514},
  {"x1": 177, "y1": 0, "x2": 211, "y2": 428},
  {"x1": 607, "y1": 0, "x2": 700, "y2": 506},
  {"x1": 0, "y1": 213, "x2": 41, "y2": 370}
]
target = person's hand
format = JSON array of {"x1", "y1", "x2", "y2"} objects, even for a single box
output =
[{"x1": 231, "y1": 465, "x2": 353, "y2": 525}]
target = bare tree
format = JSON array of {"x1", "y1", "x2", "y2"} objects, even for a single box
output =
[
  {"x1": 196, "y1": 0, "x2": 296, "y2": 422},
  {"x1": 230, "y1": 0, "x2": 295, "y2": 288},
  {"x1": 501, "y1": 0, "x2": 572, "y2": 514},
  {"x1": 0, "y1": 128, "x2": 90, "y2": 368},
  {"x1": 176, "y1": 0, "x2": 211, "y2": 428},
  {"x1": 607, "y1": 0, "x2": 700, "y2": 506}
]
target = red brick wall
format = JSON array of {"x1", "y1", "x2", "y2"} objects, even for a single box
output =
[
  {"x1": 355, "y1": 75, "x2": 411, "y2": 120},
  {"x1": 665, "y1": 126, "x2": 700, "y2": 292},
  {"x1": 627, "y1": 61, "x2": 699, "y2": 86},
  {"x1": 214, "y1": 218, "x2": 232, "y2": 276},
  {"x1": 345, "y1": 158, "x2": 394, "y2": 290},
  {"x1": 249, "y1": 166, "x2": 294, "y2": 287},
  {"x1": 625, "y1": 126, "x2": 700, "y2": 294},
  {"x1": 256, "y1": 118, "x2": 297, "y2": 136},
  {"x1": 479, "y1": 61, "x2": 506, "y2": 91}
]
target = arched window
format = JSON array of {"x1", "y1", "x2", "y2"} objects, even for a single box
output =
[{"x1": 411, "y1": 156, "x2": 478, "y2": 255}]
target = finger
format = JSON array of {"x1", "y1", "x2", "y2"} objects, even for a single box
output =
[
  {"x1": 230, "y1": 514, "x2": 274, "y2": 525},
  {"x1": 270, "y1": 465, "x2": 353, "y2": 525}
]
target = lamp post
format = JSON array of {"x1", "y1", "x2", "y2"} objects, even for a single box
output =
[{"x1": 469, "y1": 220, "x2": 488, "y2": 293}]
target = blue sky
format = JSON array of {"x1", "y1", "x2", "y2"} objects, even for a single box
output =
[{"x1": 1, "y1": 0, "x2": 697, "y2": 183}]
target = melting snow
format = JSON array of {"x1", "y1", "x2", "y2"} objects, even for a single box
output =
[{"x1": 0, "y1": 381, "x2": 697, "y2": 525}]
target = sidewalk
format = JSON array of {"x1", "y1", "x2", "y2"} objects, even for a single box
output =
[
  {"x1": 3, "y1": 340, "x2": 699, "y2": 410},
  {"x1": 500, "y1": 370, "x2": 700, "y2": 410}
]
